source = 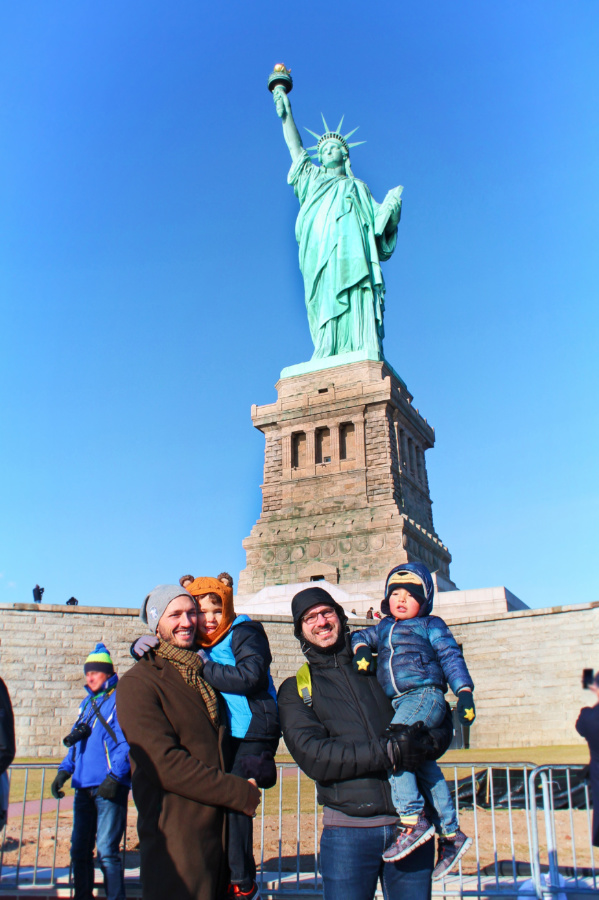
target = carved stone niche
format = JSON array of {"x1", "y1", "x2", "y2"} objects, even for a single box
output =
[{"x1": 297, "y1": 561, "x2": 339, "y2": 584}]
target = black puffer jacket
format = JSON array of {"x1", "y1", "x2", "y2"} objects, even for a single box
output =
[
  {"x1": 277, "y1": 589, "x2": 453, "y2": 817},
  {"x1": 278, "y1": 639, "x2": 397, "y2": 816},
  {"x1": 201, "y1": 616, "x2": 280, "y2": 741},
  {"x1": 0, "y1": 678, "x2": 15, "y2": 775}
]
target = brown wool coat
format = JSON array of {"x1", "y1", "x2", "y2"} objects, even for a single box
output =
[{"x1": 116, "y1": 654, "x2": 252, "y2": 900}]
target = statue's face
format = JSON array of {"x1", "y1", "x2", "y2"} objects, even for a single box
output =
[{"x1": 319, "y1": 140, "x2": 346, "y2": 169}]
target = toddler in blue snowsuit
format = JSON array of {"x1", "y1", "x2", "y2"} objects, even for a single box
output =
[{"x1": 351, "y1": 562, "x2": 475, "y2": 880}]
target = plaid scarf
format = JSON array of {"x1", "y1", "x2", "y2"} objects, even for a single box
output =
[{"x1": 155, "y1": 640, "x2": 219, "y2": 728}]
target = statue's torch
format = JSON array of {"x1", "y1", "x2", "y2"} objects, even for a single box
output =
[{"x1": 268, "y1": 64, "x2": 293, "y2": 116}]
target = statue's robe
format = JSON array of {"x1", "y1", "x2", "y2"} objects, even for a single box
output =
[{"x1": 289, "y1": 149, "x2": 399, "y2": 359}]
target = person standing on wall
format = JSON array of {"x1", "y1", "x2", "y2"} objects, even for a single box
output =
[
  {"x1": 51, "y1": 643, "x2": 131, "y2": 900},
  {"x1": 576, "y1": 673, "x2": 599, "y2": 846}
]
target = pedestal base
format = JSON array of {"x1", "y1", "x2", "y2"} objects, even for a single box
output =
[{"x1": 238, "y1": 359, "x2": 453, "y2": 596}]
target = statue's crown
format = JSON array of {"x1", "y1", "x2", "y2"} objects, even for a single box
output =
[{"x1": 305, "y1": 115, "x2": 366, "y2": 160}]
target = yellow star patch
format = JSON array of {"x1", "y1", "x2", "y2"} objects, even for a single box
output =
[
  {"x1": 357, "y1": 657, "x2": 370, "y2": 671},
  {"x1": 463, "y1": 707, "x2": 475, "y2": 722}
]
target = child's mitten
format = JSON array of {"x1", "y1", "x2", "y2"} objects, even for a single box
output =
[
  {"x1": 240, "y1": 751, "x2": 277, "y2": 789},
  {"x1": 352, "y1": 646, "x2": 376, "y2": 675},
  {"x1": 456, "y1": 691, "x2": 476, "y2": 726}
]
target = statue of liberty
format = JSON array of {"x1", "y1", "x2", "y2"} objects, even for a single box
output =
[{"x1": 270, "y1": 66, "x2": 403, "y2": 361}]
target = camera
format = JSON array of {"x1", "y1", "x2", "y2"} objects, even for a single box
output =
[
  {"x1": 63, "y1": 722, "x2": 92, "y2": 747},
  {"x1": 582, "y1": 669, "x2": 595, "y2": 690}
]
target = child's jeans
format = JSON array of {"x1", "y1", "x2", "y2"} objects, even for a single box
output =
[{"x1": 389, "y1": 686, "x2": 459, "y2": 835}]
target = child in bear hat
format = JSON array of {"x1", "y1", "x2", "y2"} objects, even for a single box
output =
[{"x1": 351, "y1": 561, "x2": 475, "y2": 881}]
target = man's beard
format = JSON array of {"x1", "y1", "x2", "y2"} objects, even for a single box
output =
[{"x1": 305, "y1": 625, "x2": 347, "y2": 655}]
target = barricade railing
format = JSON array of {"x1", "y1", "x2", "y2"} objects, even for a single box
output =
[
  {"x1": 528, "y1": 765, "x2": 597, "y2": 898},
  {"x1": 0, "y1": 761, "x2": 595, "y2": 898}
]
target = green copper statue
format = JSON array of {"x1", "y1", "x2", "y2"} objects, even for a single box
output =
[{"x1": 269, "y1": 64, "x2": 402, "y2": 361}]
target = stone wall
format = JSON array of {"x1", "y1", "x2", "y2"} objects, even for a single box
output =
[{"x1": 0, "y1": 600, "x2": 596, "y2": 757}]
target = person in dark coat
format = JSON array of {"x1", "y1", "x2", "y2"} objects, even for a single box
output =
[
  {"x1": 576, "y1": 674, "x2": 599, "y2": 846},
  {"x1": 277, "y1": 585, "x2": 454, "y2": 900},
  {"x1": 131, "y1": 576, "x2": 280, "y2": 900},
  {"x1": 0, "y1": 677, "x2": 16, "y2": 830},
  {"x1": 117, "y1": 585, "x2": 261, "y2": 900}
]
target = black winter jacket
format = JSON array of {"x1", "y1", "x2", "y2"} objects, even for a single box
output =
[
  {"x1": 202, "y1": 617, "x2": 280, "y2": 742},
  {"x1": 0, "y1": 678, "x2": 15, "y2": 775},
  {"x1": 278, "y1": 636, "x2": 453, "y2": 817}
]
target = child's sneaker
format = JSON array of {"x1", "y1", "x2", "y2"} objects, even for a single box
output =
[
  {"x1": 230, "y1": 883, "x2": 261, "y2": 900},
  {"x1": 382, "y1": 814, "x2": 435, "y2": 862},
  {"x1": 432, "y1": 830, "x2": 473, "y2": 880}
]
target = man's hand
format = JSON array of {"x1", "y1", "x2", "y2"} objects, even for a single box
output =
[
  {"x1": 242, "y1": 778, "x2": 261, "y2": 817},
  {"x1": 456, "y1": 691, "x2": 476, "y2": 726},
  {"x1": 131, "y1": 634, "x2": 159, "y2": 660},
  {"x1": 384, "y1": 719, "x2": 453, "y2": 773},
  {"x1": 51, "y1": 770, "x2": 71, "y2": 799},
  {"x1": 97, "y1": 776, "x2": 121, "y2": 800},
  {"x1": 352, "y1": 646, "x2": 376, "y2": 676}
]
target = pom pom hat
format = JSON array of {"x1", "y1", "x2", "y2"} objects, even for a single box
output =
[{"x1": 83, "y1": 642, "x2": 114, "y2": 676}]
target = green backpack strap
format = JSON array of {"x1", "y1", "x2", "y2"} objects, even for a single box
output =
[{"x1": 296, "y1": 662, "x2": 313, "y2": 706}]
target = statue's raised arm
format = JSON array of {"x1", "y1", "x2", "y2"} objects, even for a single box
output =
[
  {"x1": 267, "y1": 64, "x2": 403, "y2": 363},
  {"x1": 268, "y1": 66, "x2": 303, "y2": 162}
]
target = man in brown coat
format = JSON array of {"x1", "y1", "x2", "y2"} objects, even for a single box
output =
[{"x1": 117, "y1": 585, "x2": 260, "y2": 900}]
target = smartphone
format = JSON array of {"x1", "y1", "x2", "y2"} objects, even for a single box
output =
[{"x1": 582, "y1": 669, "x2": 594, "y2": 689}]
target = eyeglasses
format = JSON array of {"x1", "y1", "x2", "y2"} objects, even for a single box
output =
[{"x1": 302, "y1": 608, "x2": 338, "y2": 627}]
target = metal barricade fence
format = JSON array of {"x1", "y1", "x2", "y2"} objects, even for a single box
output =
[
  {"x1": 0, "y1": 762, "x2": 596, "y2": 898},
  {"x1": 528, "y1": 765, "x2": 597, "y2": 898}
]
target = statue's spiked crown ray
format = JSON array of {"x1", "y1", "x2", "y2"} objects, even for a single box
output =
[{"x1": 305, "y1": 114, "x2": 366, "y2": 159}]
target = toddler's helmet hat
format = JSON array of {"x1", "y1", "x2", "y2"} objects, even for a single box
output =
[{"x1": 382, "y1": 562, "x2": 434, "y2": 617}]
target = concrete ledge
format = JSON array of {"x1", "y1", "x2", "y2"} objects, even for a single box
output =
[{"x1": 3, "y1": 600, "x2": 599, "y2": 625}]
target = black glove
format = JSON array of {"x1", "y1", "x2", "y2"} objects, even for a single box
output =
[
  {"x1": 239, "y1": 751, "x2": 277, "y2": 789},
  {"x1": 352, "y1": 646, "x2": 376, "y2": 675},
  {"x1": 97, "y1": 776, "x2": 120, "y2": 800},
  {"x1": 456, "y1": 691, "x2": 476, "y2": 726},
  {"x1": 384, "y1": 722, "x2": 431, "y2": 773},
  {"x1": 51, "y1": 770, "x2": 71, "y2": 799}
]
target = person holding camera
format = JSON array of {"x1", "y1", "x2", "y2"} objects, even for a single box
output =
[
  {"x1": 51, "y1": 643, "x2": 130, "y2": 900},
  {"x1": 576, "y1": 672, "x2": 599, "y2": 847}
]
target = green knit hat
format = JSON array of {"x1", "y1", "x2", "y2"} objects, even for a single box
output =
[{"x1": 84, "y1": 642, "x2": 114, "y2": 676}]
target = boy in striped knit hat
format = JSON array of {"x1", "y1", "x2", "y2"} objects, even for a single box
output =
[{"x1": 52, "y1": 642, "x2": 131, "y2": 900}]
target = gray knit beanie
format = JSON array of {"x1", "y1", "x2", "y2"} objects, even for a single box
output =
[{"x1": 140, "y1": 584, "x2": 195, "y2": 634}]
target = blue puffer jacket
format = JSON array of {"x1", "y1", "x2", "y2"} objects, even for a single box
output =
[
  {"x1": 202, "y1": 615, "x2": 280, "y2": 741},
  {"x1": 352, "y1": 562, "x2": 474, "y2": 699},
  {"x1": 58, "y1": 674, "x2": 131, "y2": 789}
]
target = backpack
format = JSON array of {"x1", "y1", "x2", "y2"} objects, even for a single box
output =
[{"x1": 296, "y1": 662, "x2": 313, "y2": 706}]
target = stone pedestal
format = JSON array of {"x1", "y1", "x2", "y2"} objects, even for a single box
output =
[{"x1": 237, "y1": 359, "x2": 454, "y2": 595}]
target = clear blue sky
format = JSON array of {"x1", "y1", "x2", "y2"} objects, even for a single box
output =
[{"x1": 1, "y1": 1, "x2": 597, "y2": 610}]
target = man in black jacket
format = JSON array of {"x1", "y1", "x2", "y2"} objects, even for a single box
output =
[
  {"x1": 277, "y1": 587, "x2": 453, "y2": 900},
  {"x1": 0, "y1": 677, "x2": 16, "y2": 829}
]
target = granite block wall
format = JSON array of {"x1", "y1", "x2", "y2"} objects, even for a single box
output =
[{"x1": 0, "y1": 601, "x2": 596, "y2": 757}]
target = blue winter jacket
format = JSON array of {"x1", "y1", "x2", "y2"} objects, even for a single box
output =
[
  {"x1": 58, "y1": 674, "x2": 131, "y2": 789},
  {"x1": 352, "y1": 562, "x2": 474, "y2": 699},
  {"x1": 202, "y1": 615, "x2": 280, "y2": 741}
]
